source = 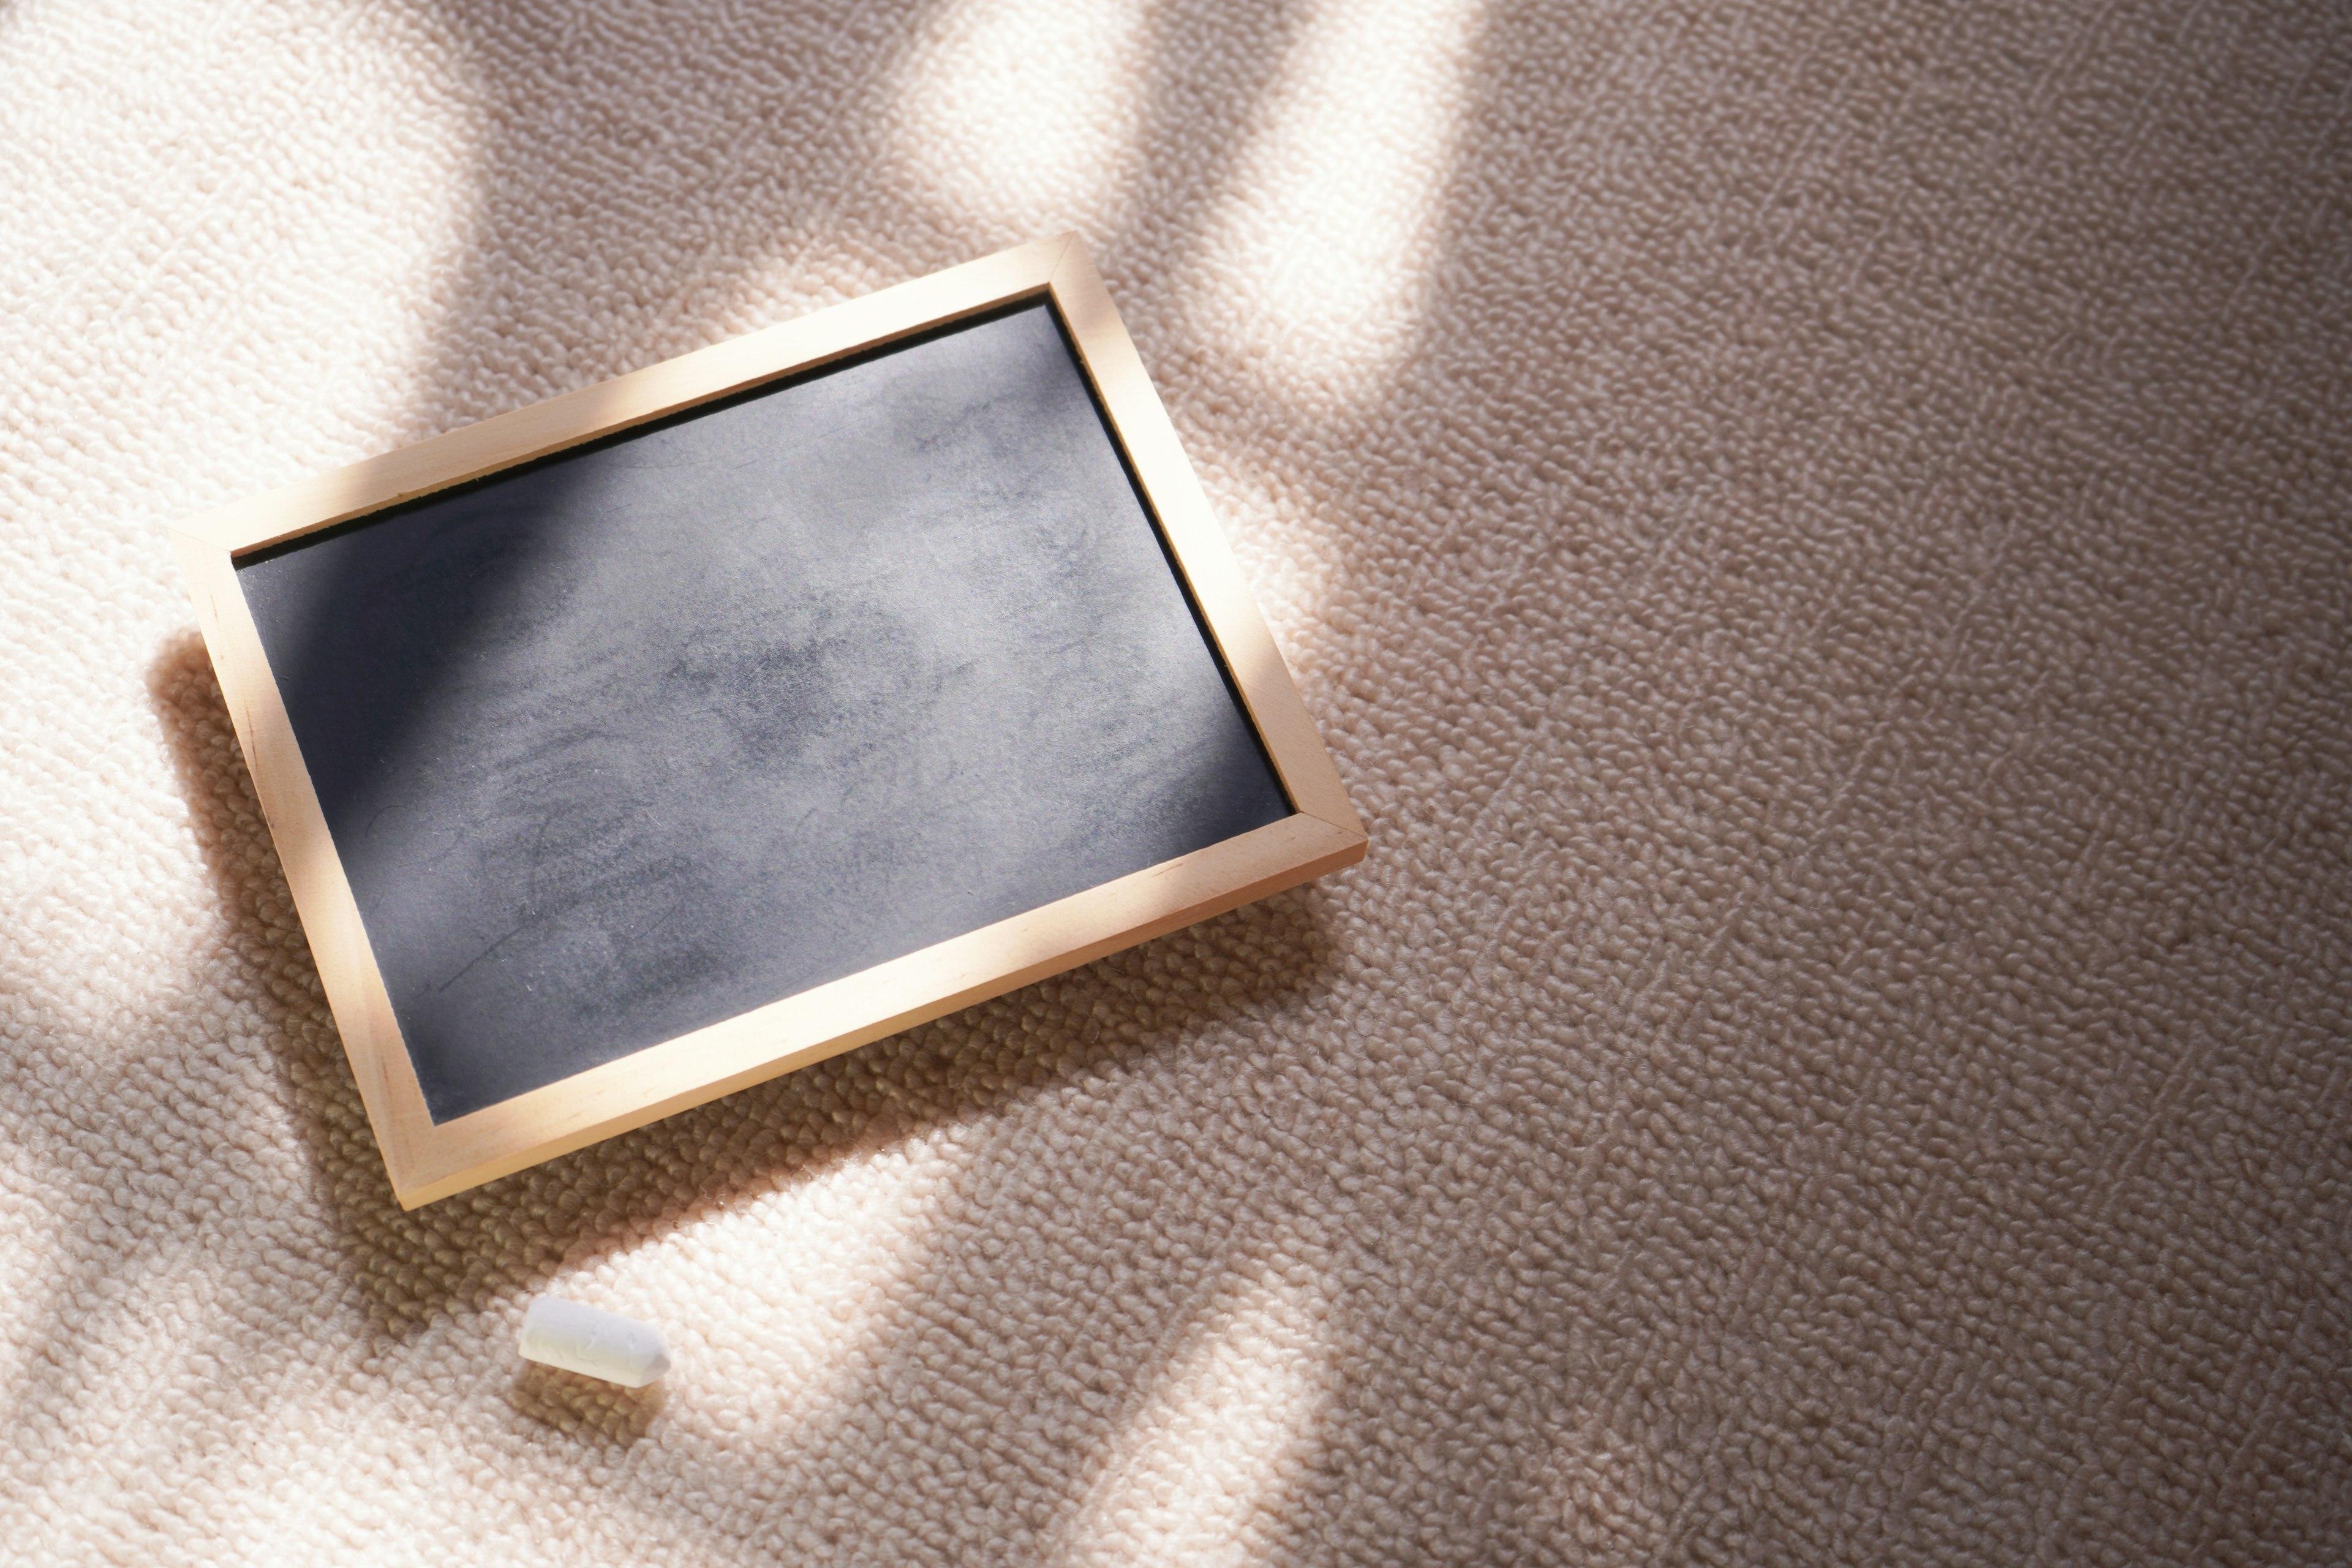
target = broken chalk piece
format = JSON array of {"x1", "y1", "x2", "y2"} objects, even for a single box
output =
[{"x1": 518, "y1": 1296, "x2": 672, "y2": 1387}]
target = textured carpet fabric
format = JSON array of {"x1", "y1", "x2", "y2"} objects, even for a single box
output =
[{"x1": 3, "y1": 0, "x2": 2350, "y2": 1562}]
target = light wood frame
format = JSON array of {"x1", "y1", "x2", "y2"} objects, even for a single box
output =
[{"x1": 171, "y1": 235, "x2": 1365, "y2": 1208}]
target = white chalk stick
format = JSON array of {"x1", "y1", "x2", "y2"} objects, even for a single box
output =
[{"x1": 518, "y1": 1296, "x2": 671, "y2": 1387}]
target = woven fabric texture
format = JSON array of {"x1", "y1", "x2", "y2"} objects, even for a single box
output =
[{"x1": 3, "y1": 0, "x2": 2348, "y2": 1562}]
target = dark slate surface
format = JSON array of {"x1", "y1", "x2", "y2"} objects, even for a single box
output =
[{"x1": 237, "y1": 303, "x2": 1291, "y2": 1122}]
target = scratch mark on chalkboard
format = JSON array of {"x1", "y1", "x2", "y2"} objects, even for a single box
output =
[{"x1": 438, "y1": 922, "x2": 526, "y2": 993}]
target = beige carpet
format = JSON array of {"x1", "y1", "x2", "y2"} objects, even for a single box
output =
[{"x1": 4, "y1": 0, "x2": 2350, "y2": 1561}]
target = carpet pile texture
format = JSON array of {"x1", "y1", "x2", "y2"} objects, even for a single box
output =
[{"x1": 3, "y1": 0, "x2": 2349, "y2": 1562}]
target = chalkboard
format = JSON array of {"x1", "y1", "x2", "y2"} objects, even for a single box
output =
[
  {"x1": 176, "y1": 236, "x2": 1363, "y2": 1205},
  {"x1": 239, "y1": 301, "x2": 1290, "y2": 1120}
]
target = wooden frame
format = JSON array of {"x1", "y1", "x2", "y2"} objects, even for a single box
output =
[{"x1": 171, "y1": 234, "x2": 1365, "y2": 1208}]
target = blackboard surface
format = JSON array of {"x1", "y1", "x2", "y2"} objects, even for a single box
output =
[{"x1": 238, "y1": 302, "x2": 1290, "y2": 1121}]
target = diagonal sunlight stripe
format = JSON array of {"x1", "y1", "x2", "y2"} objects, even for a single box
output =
[
  {"x1": 1055, "y1": 1261, "x2": 1330, "y2": 1567},
  {"x1": 1183, "y1": 0, "x2": 1483, "y2": 400},
  {"x1": 891, "y1": 0, "x2": 1156, "y2": 235}
]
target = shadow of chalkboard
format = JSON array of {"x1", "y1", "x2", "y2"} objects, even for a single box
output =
[{"x1": 237, "y1": 301, "x2": 1291, "y2": 1122}]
